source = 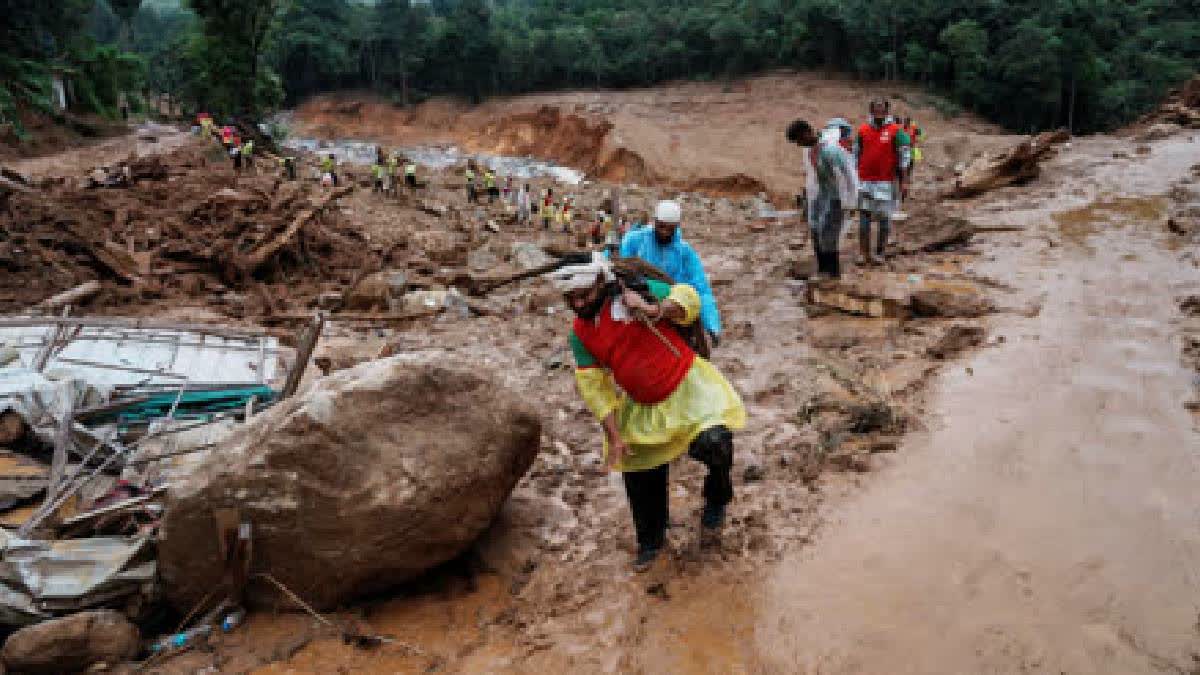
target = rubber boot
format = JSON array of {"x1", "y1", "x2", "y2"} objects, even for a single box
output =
[
  {"x1": 828, "y1": 251, "x2": 841, "y2": 279},
  {"x1": 859, "y1": 232, "x2": 872, "y2": 266}
]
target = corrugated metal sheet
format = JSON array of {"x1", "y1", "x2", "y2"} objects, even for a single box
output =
[
  {"x1": 0, "y1": 325, "x2": 281, "y2": 388},
  {"x1": 0, "y1": 532, "x2": 155, "y2": 625}
]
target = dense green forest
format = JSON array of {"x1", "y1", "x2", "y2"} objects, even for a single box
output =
[{"x1": 2, "y1": 0, "x2": 1197, "y2": 137}]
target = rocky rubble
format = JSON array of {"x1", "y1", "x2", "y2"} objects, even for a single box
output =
[
  {"x1": 0, "y1": 146, "x2": 372, "y2": 317},
  {"x1": 2, "y1": 610, "x2": 139, "y2": 674}
]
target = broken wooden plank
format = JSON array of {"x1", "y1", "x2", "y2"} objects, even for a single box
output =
[
  {"x1": 37, "y1": 281, "x2": 102, "y2": 310},
  {"x1": 281, "y1": 313, "x2": 323, "y2": 399},
  {"x1": 0, "y1": 174, "x2": 32, "y2": 195},
  {"x1": 240, "y1": 186, "x2": 352, "y2": 273},
  {"x1": 807, "y1": 283, "x2": 908, "y2": 319},
  {"x1": 60, "y1": 487, "x2": 166, "y2": 527}
]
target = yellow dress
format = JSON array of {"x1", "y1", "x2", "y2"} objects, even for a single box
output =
[{"x1": 573, "y1": 283, "x2": 746, "y2": 472}]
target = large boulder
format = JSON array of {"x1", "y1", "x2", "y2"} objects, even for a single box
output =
[
  {"x1": 2, "y1": 610, "x2": 138, "y2": 674},
  {"x1": 158, "y1": 353, "x2": 541, "y2": 610}
]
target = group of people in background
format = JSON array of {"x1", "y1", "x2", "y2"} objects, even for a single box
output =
[
  {"x1": 787, "y1": 98, "x2": 922, "y2": 280},
  {"x1": 370, "y1": 146, "x2": 420, "y2": 195},
  {"x1": 194, "y1": 112, "x2": 300, "y2": 180},
  {"x1": 195, "y1": 112, "x2": 257, "y2": 174}
]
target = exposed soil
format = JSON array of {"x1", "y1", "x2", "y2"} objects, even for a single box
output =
[
  {"x1": 3, "y1": 76, "x2": 1198, "y2": 674},
  {"x1": 292, "y1": 72, "x2": 1016, "y2": 201}
]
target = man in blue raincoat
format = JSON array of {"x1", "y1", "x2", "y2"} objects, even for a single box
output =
[{"x1": 619, "y1": 200, "x2": 723, "y2": 346}]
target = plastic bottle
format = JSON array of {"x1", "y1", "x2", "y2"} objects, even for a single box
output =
[
  {"x1": 149, "y1": 624, "x2": 213, "y2": 653},
  {"x1": 221, "y1": 608, "x2": 246, "y2": 632}
]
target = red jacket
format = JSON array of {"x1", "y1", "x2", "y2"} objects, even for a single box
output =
[
  {"x1": 573, "y1": 300, "x2": 694, "y2": 405},
  {"x1": 857, "y1": 122, "x2": 903, "y2": 182}
]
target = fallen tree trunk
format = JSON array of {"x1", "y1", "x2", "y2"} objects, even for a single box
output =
[
  {"x1": 947, "y1": 129, "x2": 1070, "y2": 199},
  {"x1": 238, "y1": 186, "x2": 353, "y2": 274}
]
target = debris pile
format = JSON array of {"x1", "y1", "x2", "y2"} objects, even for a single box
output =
[
  {"x1": 0, "y1": 312, "x2": 327, "y2": 670},
  {"x1": 1138, "y1": 75, "x2": 1200, "y2": 130},
  {"x1": 0, "y1": 147, "x2": 373, "y2": 316},
  {"x1": 948, "y1": 128, "x2": 1071, "y2": 198}
]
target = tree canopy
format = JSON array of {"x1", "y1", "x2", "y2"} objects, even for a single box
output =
[{"x1": 3, "y1": 0, "x2": 1198, "y2": 133}]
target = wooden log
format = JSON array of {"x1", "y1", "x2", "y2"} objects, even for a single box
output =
[
  {"x1": 948, "y1": 129, "x2": 1070, "y2": 199},
  {"x1": 38, "y1": 281, "x2": 102, "y2": 309},
  {"x1": 280, "y1": 313, "x2": 323, "y2": 399},
  {"x1": 240, "y1": 186, "x2": 352, "y2": 273},
  {"x1": 0, "y1": 174, "x2": 32, "y2": 195}
]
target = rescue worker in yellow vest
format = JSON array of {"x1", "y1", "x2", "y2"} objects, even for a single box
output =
[
  {"x1": 405, "y1": 160, "x2": 418, "y2": 189},
  {"x1": 541, "y1": 188, "x2": 554, "y2": 230},
  {"x1": 484, "y1": 169, "x2": 498, "y2": 203},
  {"x1": 902, "y1": 116, "x2": 923, "y2": 180},
  {"x1": 240, "y1": 139, "x2": 255, "y2": 174},
  {"x1": 465, "y1": 165, "x2": 478, "y2": 203},
  {"x1": 320, "y1": 154, "x2": 337, "y2": 187},
  {"x1": 278, "y1": 155, "x2": 296, "y2": 181},
  {"x1": 371, "y1": 161, "x2": 386, "y2": 193},
  {"x1": 387, "y1": 153, "x2": 400, "y2": 195}
]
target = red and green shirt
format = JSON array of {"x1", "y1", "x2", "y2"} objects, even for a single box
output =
[{"x1": 570, "y1": 279, "x2": 694, "y2": 405}]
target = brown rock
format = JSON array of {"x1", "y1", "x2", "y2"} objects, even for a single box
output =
[
  {"x1": 410, "y1": 230, "x2": 465, "y2": 265},
  {"x1": 343, "y1": 269, "x2": 407, "y2": 310},
  {"x1": 2, "y1": 610, "x2": 138, "y2": 674},
  {"x1": 158, "y1": 353, "x2": 541, "y2": 611},
  {"x1": 910, "y1": 289, "x2": 995, "y2": 318},
  {"x1": 927, "y1": 324, "x2": 987, "y2": 359},
  {"x1": 0, "y1": 411, "x2": 24, "y2": 446}
]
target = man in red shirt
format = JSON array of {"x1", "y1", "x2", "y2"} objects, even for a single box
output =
[
  {"x1": 550, "y1": 253, "x2": 746, "y2": 571},
  {"x1": 854, "y1": 99, "x2": 911, "y2": 264}
]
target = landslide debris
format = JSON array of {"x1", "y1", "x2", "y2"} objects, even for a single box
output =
[{"x1": 0, "y1": 146, "x2": 374, "y2": 317}]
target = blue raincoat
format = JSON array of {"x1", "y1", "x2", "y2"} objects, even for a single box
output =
[{"x1": 618, "y1": 226, "x2": 722, "y2": 336}]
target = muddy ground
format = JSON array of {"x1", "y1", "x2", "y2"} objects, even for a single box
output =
[
  {"x1": 292, "y1": 72, "x2": 1017, "y2": 201},
  {"x1": 3, "y1": 77, "x2": 1200, "y2": 674}
]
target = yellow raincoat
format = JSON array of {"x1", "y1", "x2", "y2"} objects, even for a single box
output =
[{"x1": 572, "y1": 282, "x2": 746, "y2": 472}]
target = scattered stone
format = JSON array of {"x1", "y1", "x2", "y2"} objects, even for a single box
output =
[
  {"x1": 1136, "y1": 122, "x2": 1182, "y2": 142},
  {"x1": 316, "y1": 291, "x2": 344, "y2": 311},
  {"x1": 343, "y1": 269, "x2": 407, "y2": 310},
  {"x1": 511, "y1": 242, "x2": 554, "y2": 270},
  {"x1": 846, "y1": 401, "x2": 895, "y2": 434},
  {"x1": 417, "y1": 198, "x2": 449, "y2": 217},
  {"x1": 807, "y1": 283, "x2": 906, "y2": 318},
  {"x1": 2, "y1": 610, "x2": 138, "y2": 675},
  {"x1": 543, "y1": 350, "x2": 569, "y2": 370},
  {"x1": 468, "y1": 247, "x2": 501, "y2": 272},
  {"x1": 910, "y1": 289, "x2": 995, "y2": 318},
  {"x1": 159, "y1": 353, "x2": 542, "y2": 611},
  {"x1": 0, "y1": 411, "x2": 25, "y2": 446},
  {"x1": 1180, "y1": 295, "x2": 1200, "y2": 317},
  {"x1": 410, "y1": 229, "x2": 464, "y2": 264},
  {"x1": 743, "y1": 463, "x2": 765, "y2": 482},
  {"x1": 927, "y1": 324, "x2": 987, "y2": 359}
]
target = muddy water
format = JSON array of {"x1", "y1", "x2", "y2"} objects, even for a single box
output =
[
  {"x1": 282, "y1": 136, "x2": 585, "y2": 184},
  {"x1": 757, "y1": 135, "x2": 1200, "y2": 673}
]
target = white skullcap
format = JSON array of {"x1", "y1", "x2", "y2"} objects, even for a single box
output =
[
  {"x1": 547, "y1": 251, "x2": 614, "y2": 292},
  {"x1": 655, "y1": 200, "x2": 682, "y2": 223}
]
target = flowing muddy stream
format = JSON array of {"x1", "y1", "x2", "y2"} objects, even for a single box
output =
[
  {"x1": 281, "y1": 136, "x2": 586, "y2": 184},
  {"x1": 752, "y1": 134, "x2": 1200, "y2": 673}
]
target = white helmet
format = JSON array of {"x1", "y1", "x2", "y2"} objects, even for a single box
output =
[{"x1": 655, "y1": 200, "x2": 682, "y2": 223}]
